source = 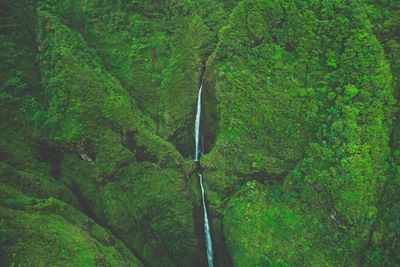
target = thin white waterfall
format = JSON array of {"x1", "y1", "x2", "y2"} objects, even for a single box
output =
[
  {"x1": 199, "y1": 173, "x2": 214, "y2": 267},
  {"x1": 194, "y1": 84, "x2": 214, "y2": 267},
  {"x1": 194, "y1": 84, "x2": 203, "y2": 162}
]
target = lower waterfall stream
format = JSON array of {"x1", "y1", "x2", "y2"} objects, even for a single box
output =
[{"x1": 194, "y1": 83, "x2": 214, "y2": 267}]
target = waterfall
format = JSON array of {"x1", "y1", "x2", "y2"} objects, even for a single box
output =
[
  {"x1": 194, "y1": 84, "x2": 202, "y2": 162},
  {"x1": 194, "y1": 84, "x2": 214, "y2": 267},
  {"x1": 199, "y1": 172, "x2": 214, "y2": 267}
]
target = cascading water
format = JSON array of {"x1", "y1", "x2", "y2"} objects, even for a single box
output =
[
  {"x1": 199, "y1": 172, "x2": 214, "y2": 267},
  {"x1": 194, "y1": 84, "x2": 203, "y2": 162},
  {"x1": 194, "y1": 83, "x2": 214, "y2": 267}
]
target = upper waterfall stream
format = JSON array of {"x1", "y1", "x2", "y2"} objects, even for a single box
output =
[
  {"x1": 194, "y1": 84, "x2": 203, "y2": 162},
  {"x1": 194, "y1": 83, "x2": 214, "y2": 267}
]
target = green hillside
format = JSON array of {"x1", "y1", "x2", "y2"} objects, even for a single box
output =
[{"x1": 0, "y1": 0, "x2": 399, "y2": 266}]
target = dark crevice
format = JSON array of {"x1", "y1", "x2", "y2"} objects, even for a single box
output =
[
  {"x1": 201, "y1": 84, "x2": 218, "y2": 155},
  {"x1": 71, "y1": 184, "x2": 101, "y2": 224},
  {"x1": 122, "y1": 130, "x2": 136, "y2": 152},
  {"x1": 99, "y1": 157, "x2": 134, "y2": 186},
  {"x1": 36, "y1": 140, "x2": 63, "y2": 179},
  {"x1": 168, "y1": 119, "x2": 195, "y2": 159},
  {"x1": 201, "y1": 55, "x2": 220, "y2": 157},
  {"x1": 210, "y1": 214, "x2": 234, "y2": 267},
  {"x1": 122, "y1": 130, "x2": 157, "y2": 163},
  {"x1": 244, "y1": 160, "x2": 298, "y2": 184}
]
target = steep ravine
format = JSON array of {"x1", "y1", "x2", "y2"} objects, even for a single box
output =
[{"x1": 191, "y1": 64, "x2": 233, "y2": 267}]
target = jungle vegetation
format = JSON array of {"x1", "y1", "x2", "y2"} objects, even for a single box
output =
[{"x1": 0, "y1": 0, "x2": 399, "y2": 266}]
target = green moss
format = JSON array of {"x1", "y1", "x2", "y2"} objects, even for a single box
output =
[{"x1": 224, "y1": 181, "x2": 342, "y2": 266}]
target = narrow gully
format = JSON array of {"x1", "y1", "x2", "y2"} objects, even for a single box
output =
[{"x1": 194, "y1": 81, "x2": 214, "y2": 267}]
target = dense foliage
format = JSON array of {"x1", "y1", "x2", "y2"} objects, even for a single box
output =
[{"x1": 0, "y1": 0, "x2": 398, "y2": 266}]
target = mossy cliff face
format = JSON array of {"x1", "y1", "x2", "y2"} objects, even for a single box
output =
[{"x1": 1, "y1": 0, "x2": 399, "y2": 266}]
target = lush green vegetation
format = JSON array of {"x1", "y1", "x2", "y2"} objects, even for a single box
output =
[{"x1": 0, "y1": 0, "x2": 398, "y2": 266}]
